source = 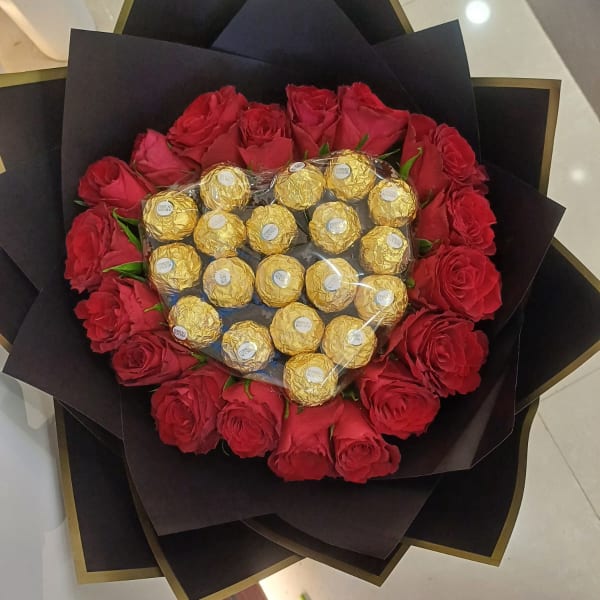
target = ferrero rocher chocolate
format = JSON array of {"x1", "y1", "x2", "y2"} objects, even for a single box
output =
[
  {"x1": 309, "y1": 201, "x2": 361, "y2": 254},
  {"x1": 321, "y1": 315, "x2": 376, "y2": 369},
  {"x1": 305, "y1": 258, "x2": 359, "y2": 312},
  {"x1": 368, "y1": 178, "x2": 417, "y2": 227},
  {"x1": 283, "y1": 352, "x2": 338, "y2": 406},
  {"x1": 193, "y1": 210, "x2": 246, "y2": 258},
  {"x1": 359, "y1": 226, "x2": 410, "y2": 275},
  {"x1": 143, "y1": 190, "x2": 199, "y2": 241},
  {"x1": 221, "y1": 320, "x2": 274, "y2": 373},
  {"x1": 199, "y1": 164, "x2": 251, "y2": 211},
  {"x1": 202, "y1": 257, "x2": 254, "y2": 308},
  {"x1": 325, "y1": 150, "x2": 376, "y2": 201},
  {"x1": 167, "y1": 296, "x2": 221, "y2": 349},
  {"x1": 246, "y1": 204, "x2": 298, "y2": 255},
  {"x1": 255, "y1": 254, "x2": 304, "y2": 308},
  {"x1": 270, "y1": 302, "x2": 324, "y2": 355},
  {"x1": 354, "y1": 274, "x2": 408, "y2": 326},
  {"x1": 148, "y1": 243, "x2": 202, "y2": 292},
  {"x1": 273, "y1": 161, "x2": 325, "y2": 210}
]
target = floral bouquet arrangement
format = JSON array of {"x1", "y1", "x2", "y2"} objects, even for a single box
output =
[{"x1": 1, "y1": 1, "x2": 598, "y2": 598}]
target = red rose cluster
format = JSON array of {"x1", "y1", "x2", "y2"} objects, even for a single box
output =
[{"x1": 65, "y1": 82, "x2": 500, "y2": 483}]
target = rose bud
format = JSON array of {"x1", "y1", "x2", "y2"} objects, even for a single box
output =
[
  {"x1": 78, "y1": 156, "x2": 153, "y2": 219},
  {"x1": 130, "y1": 129, "x2": 198, "y2": 187},
  {"x1": 334, "y1": 82, "x2": 408, "y2": 155},
  {"x1": 388, "y1": 308, "x2": 489, "y2": 397},
  {"x1": 410, "y1": 244, "x2": 502, "y2": 322},
  {"x1": 65, "y1": 205, "x2": 142, "y2": 293},
  {"x1": 416, "y1": 187, "x2": 496, "y2": 256},
  {"x1": 358, "y1": 357, "x2": 440, "y2": 439},
  {"x1": 151, "y1": 363, "x2": 230, "y2": 454},
  {"x1": 332, "y1": 401, "x2": 401, "y2": 483},
  {"x1": 74, "y1": 276, "x2": 163, "y2": 353},
  {"x1": 268, "y1": 397, "x2": 344, "y2": 482},
  {"x1": 111, "y1": 330, "x2": 198, "y2": 387},
  {"x1": 238, "y1": 102, "x2": 295, "y2": 170},
  {"x1": 286, "y1": 84, "x2": 339, "y2": 158},
  {"x1": 167, "y1": 86, "x2": 247, "y2": 165},
  {"x1": 217, "y1": 381, "x2": 285, "y2": 458}
]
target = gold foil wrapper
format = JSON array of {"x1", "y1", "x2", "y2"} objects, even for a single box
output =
[
  {"x1": 359, "y1": 226, "x2": 410, "y2": 275},
  {"x1": 309, "y1": 201, "x2": 361, "y2": 254},
  {"x1": 270, "y1": 302, "x2": 324, "y2": 355},
  {"x1": 368, "y1": 179, "x2": 417, "y2": 227},
  {"x1": 193, "y1": 210, "x2": 246, "y2": 258},
  {"x1": 199, "y1": 164, "x2": 251, "y2": 211},
  {"x1": 273, "y1": 161, "x2": 325, "y2": 210},
  {"x1": 305, "y1": 258, "x2": 358, "y2": 312},
  {"x1": 321, "y1": 315, "x2": 376, "y2": 369},
  {"x1": 246, "y1": 204, "x2": 298, "y2": 255},
  {"x1": 325, "y1": 150, "x2": 376, "y2": 201},
  {"x1": 221, "y1": 320, "x2": 274, "y2": 374},
  {"x1": 167, "y1": 296, "x2": 222, "y2": 349},
  {"x1": 354, "y1": 274, "x2": 408, "y2": 326},
  {"x1": 143, "y1": 191, "x2": 199, "y2": 242},
  {"x1": 202, "y1": 257, "x2": 254, "y2": 308},
  {"x1": 148, "y1": 243, "x2": 202, "y2": 292},
  {"x1": 283, "y1": 352, "x2": 338, "y2": 406},
  {"x1": 255, "y1": 254, "x2": 304, "y2": 308}
]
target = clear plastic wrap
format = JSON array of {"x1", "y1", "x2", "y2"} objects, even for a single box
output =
[{"x1": 141, "y1": 151, "x2": 417, "y2": 405}]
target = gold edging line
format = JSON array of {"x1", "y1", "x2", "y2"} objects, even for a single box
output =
[
  {"x1": 389, "y1": 0, "x2": 414, "y2": 34},
  {"x1": 0, "y1": 67, "x2": 67, "y2": 88},
  {"x1": 0, "y1": 155, "x2": 6, "y2": 175},
  {"x1": 126, "y1": 473, "x2": 301, "y2": 600},
  {"x1": 244, "y1": 519, "x2": 411, "y2": 586},
  {"x1": 113, "y1": 0, "x2": 135, "y2": 35},
  {"x1": 471, "y1": 77, "x2": 560, "y2": 195},
  {"x1": 405, "y1": 399, "x2": 539, "y2": 566},
  {"x1": 0, "y1": 333, "x2": 12, "y2": 352},
  {"x1": 55, "y1": 402, "x2": 162, "y2": 583}
]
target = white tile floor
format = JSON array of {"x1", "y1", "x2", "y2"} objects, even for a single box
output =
[{"x1": 0, "y1": 0, "x2": 599, "y2": 598}]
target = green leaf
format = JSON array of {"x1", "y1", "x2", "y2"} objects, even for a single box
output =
[
  {"x1": 143, "y1": 302, "x2": 163, "y2": 313},
  {"x1": 116, "y1": 215, "x2": 140, "y2": 226},
  {"x1": 243, "y1": 379, "x2": 254, "y2": 399},
  {"x1": 418, "y1": 238, "x2": 433, "y2": 255},
  {"x1": 223, "y1": 376, "x2": 237, "y2": 391},
  {"x1": 296, "y1": 405, "x2": 305, "y2": 415},
  {"x1": 302, "y1": 149, "x2": 309, "y2": 160},
  {"x1": 191, "y1": 352, "x2": 207, "y2": 364},
  {"x1": 406, "y1": 277, "x2": 416, "y2": 289},
  {"x1": 112, "y1": 209, "x2": 142, "y2": 251},
  {"x1": 399, "y1": 147, "x2": 423, "y2": 180},
  {"x1": 102, "y1": 261, "x2": 144, "y2": 276},
  {"x1": 284, "y1": 398, "x2": 290, "y2": 420},
  {"x1": 318, "y1": 142, "x2": 330, "y2": 157},
  {"x1": 378, "y1": 148, "x2": 402, "y2": 160},
  {"x1": 74, "y1": 199, "x2": 88, "y2": 207},
  {"x1": 355, "y1": 133, "x2": 369, "y2": 151}
]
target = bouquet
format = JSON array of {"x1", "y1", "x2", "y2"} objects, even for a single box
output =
[{"x1": 1, "y1": 1, "x2": 598, "y2": 598}]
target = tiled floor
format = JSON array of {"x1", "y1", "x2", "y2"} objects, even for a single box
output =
[{"x1": 0, "y1": 0, "x2": 598, "y2": 598}]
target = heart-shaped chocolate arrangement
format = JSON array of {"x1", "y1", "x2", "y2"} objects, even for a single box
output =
[{"x1": 141, "y1": 150, "x2": 417, "y2": 405}]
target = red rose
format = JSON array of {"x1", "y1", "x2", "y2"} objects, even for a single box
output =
[
  {"x1": 286, "y1": 84, "x2": 339, "y2": 158},
  {"x1": 130, "y1": 129, "x2": 198, "y2": 186},
  {"x1": 388, "y1": 309, "x2": 489, "y2": 397},
  {"x1": 78, "y1": 156, "x2": 153, "y2": 219},
  {"x1": 238, "y1": 102, "x2": 295, "y2": 170},
  {"x1": 334, "y1": 82, "x2": 408, "y2": 155},
  {"x1": 268, "y1": 398, "x2": 343, "y2": 482},
  {"x1": 64, "y1": 205, "x2": 142, "y2": 293},
  {"x1": 151, "y1": 363, "x2": 230, "y2": 454},
  {"x1": 167, "y1": 86, "x2": 247, "y2": 166},
  {"x1": 358, "y1": 357, "x2": 440, "y2": 439},
  {"x1": 416, "y1": 188, "x2": 496, "y2": 255},
  {"x1": 74, "y1": 276, "x2": 163, "y2": 353},
  {"x1": 332, "y1": 401, "x2": 401, "y2": 483},
  {"x1": 410, "y1": 244, "x2": 502, "y2": 321},
  {"x1": 111, "y1": 330, "x2": 198, "y2": 387},
  {"x1": 401, "y1": 114, "x2": 487, "y2": 201},
  {"x1": 217, "y1": 381, "x2": 284, "y2": 458}
]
